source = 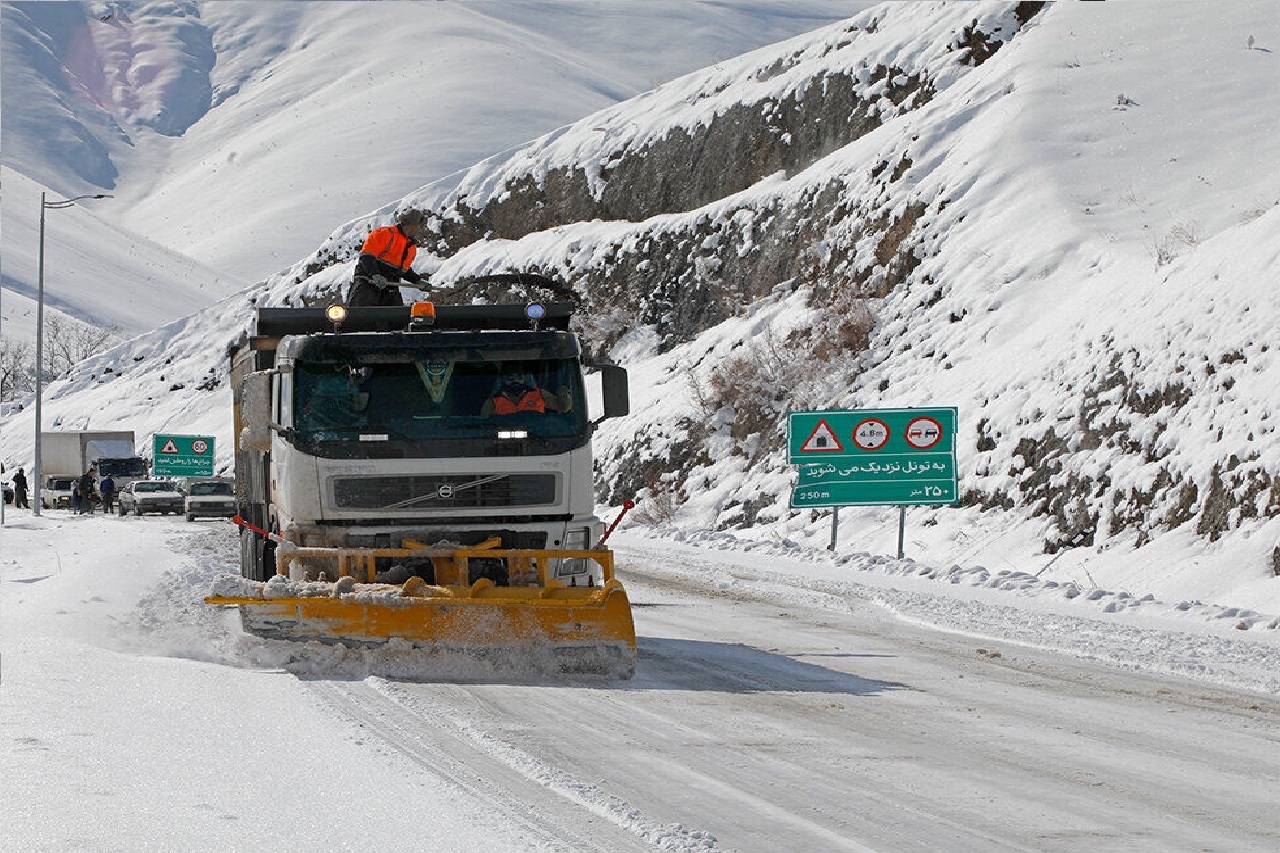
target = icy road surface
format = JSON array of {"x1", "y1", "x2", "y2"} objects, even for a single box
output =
[{"x1": 3, "y1": 515, "x2": 1278, "y2": 852}]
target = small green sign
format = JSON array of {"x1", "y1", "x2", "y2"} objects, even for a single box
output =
[
  {"x1": 787, "y1": 408, "x2": 958, "y2": 507},
  {"x1": 152, "y1": 434, "x2": 215, "y2": 477}
]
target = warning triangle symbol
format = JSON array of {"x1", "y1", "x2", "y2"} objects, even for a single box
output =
[
  {"x1": 159, "y1": 439, "x2": 180, "y2": 455},
  {"x1": 800, "y1": 420, "x2": 843, "y2": 453}
]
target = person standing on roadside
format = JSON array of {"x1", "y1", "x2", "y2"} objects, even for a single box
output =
[
  {"x1": 347, "y1": 208, "x2": 430, "y2": 306},
  {"x1": 77, "y1": 468, "x2": 96, "y2": 514},
  {"x1": 99, "y1": 474, "x2": 116, "y2": 514},
  {"x1": 12, "y1": 467, "x2": 29, "y2": 509}
]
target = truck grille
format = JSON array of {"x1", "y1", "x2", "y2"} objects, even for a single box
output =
[{"x1": 332, "y1": 474, "x2": 557, "y2": 510}]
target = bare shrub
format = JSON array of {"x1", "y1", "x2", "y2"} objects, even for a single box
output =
[
  {"x1": 0, "y1": 338, "x2": 35, "y2": 402},
  {"x1": 685, "y1": 289, "x2": 875, "y2": 457},
  {"x1": 42, "y1": 316, "x2": 121, "y2": 380},
  {"x1": 705, "y1": 327, "x2": 807, "y2": 442},
  {"x1": 630, "y1": 473, "x2": 680, "y2": 525},
  {"x1": 1168, "y1": 221, "x2": 1200, "y2": 247},
  {"x1": 1151, "y1": 237, "x2": 1178, "y2": 269},
  {"x1": 810, "y1": 300, "x2": 874, "y2": 361}
]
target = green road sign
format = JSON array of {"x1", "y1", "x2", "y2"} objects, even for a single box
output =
[
  {"x1": 152, "y1": 434, "x2": 215, "y2": 477},
  {"x1": 787, "y1": 408, "x2": 958, "y2": 507}
]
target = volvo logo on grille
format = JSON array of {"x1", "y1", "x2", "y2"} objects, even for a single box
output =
[{"x1": 436, "y1": 484, "x2": 454, "y2": 499}]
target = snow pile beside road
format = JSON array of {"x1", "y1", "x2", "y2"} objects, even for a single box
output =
[{"x1": 611, "y1": 528, "x2": 1280, "y2": 696}]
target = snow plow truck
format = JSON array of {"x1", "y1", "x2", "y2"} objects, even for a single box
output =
[{"x1": 207, "y1": 282, "x2": 636, "y2": 677}]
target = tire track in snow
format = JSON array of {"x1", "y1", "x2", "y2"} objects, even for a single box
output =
[{"x1": 306, "y1": 678, "x2": 722, "y2": 853}]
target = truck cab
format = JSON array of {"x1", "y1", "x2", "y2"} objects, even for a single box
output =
[
  {"x1": 233, "y1": 296, "x2": 628, "y2": 585},
  {"x1": 42, "y1": 477, "x2": 75, "y2": 509}
]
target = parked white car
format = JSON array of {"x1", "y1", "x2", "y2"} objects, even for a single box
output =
[
  {"x1": 184, "y1": 480, "x2": 236, "y2": 521},
  {"x1": 118, "y1": 480, "x2": 185, "y2": 516}
]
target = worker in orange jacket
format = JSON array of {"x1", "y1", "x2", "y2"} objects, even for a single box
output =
[
  {"x1": 480, "y1": 371, "x2": 573, "y2": 416},
  {"x1": 348, "y1": 208, "x2": 430, "y2": 306}
]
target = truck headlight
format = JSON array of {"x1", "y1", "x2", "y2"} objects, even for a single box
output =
[{"x1": 557, "y1": 527, "x2": 590, "y2": 576}]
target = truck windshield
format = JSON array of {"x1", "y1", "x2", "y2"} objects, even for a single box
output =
[
  {"x1": 189, "y1": 482, "x2": 233, "y2": 496},
  {"x1": 293, "y1": 357, "x2": 588, "y2": 447},
  {"x1": 97, "y1": 458, "x2": 147, "y2": 477}
]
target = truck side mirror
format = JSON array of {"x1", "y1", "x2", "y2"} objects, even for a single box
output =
[
  {"x1": 598, "y1": 364, "x2": 629, "y2": 420},
  {"x1": 240, "y1": 371, "x2": 273, "y2": 452}
]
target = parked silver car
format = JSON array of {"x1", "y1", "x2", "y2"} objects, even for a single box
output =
[
  {"x1": 184, "y1": 480, "x2": 235, "y2": 521},
  {"x1": 118, "y1": 480, "x2": 184, "y2": 516}
]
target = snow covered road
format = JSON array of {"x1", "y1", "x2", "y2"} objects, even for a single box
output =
[{"x1": 4, "y1": 515, "x2": 1279, "y2": 852}]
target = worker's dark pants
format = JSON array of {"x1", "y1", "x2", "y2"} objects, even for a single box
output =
[{"x1": 348, "y1": 279, "x2": 403, "y2": 307}]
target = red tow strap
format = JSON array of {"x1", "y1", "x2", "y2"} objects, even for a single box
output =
[{"x1": 595, "y1": 499, "x2": 636, "y2": 548}]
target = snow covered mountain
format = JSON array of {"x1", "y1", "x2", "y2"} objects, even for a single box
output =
[
  {"x1": 0, "y1": 0, "x2": 861, "y2": 317},
  {"x1": 2, "y1": 0, "x2": 1278, "y2": 615}
]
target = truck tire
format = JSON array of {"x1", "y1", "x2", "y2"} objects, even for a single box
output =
[{"x1": 240, "y1": 526, "x2": 277, "y2": 581}]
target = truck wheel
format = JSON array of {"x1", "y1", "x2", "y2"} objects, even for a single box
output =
[
  {"x1": 185, "y1": 514, "x2": 194, "y2": 522},
  {"x1": 133, "y1": 505, "x2": 142, "y2": 516}
]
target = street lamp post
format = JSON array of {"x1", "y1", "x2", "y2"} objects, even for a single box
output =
[{"x1": 31, "y1": 191, "x2": 111, "y2": 517}]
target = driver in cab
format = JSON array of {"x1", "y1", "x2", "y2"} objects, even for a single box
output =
[{"x1": 481, "y1": 371, "x2": 571, "y2": 416}]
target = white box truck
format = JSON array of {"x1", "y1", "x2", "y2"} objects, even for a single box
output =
[{"x1": 39, "y1": 431, "x2": 149, "y2": 508}]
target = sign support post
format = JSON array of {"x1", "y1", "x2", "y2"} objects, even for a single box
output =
[
  {"x1": 829, "y1": 508, "x2": 839, "y2": 551},
  {"x1": 897, "y1": 506, "x2": 907, "y2": 559}
]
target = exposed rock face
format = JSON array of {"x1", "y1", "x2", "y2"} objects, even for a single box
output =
[
  {"x1": 420, "y1": 60, "x2": 939, "y2": 354},
  {"x1": 459, "y1": 67, "x2": 931, "y2": 238}
]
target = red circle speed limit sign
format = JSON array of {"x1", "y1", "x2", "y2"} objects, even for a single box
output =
[
  {"x1": 191, "y1": 439, "x2": 210, "y2": 454},
  {"x1": 852, "y1": 418, "x2": 890, "y2": 451},
  {"x1": 904, "y1": 416, "x2": 944, "y2": 450}
]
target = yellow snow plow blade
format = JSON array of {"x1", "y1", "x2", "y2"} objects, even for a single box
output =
[{"x1": 206, "y1": 544, "x2": 636, "y2": 677}]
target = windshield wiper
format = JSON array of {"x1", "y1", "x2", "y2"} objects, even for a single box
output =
[{"x1": 380, "y1": 474, "x2": 509, "y2": 509}]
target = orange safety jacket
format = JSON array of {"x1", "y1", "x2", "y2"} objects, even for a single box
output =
[
  {"x1": 360, "y1": 225, "x2": 417, "y2": 274},
  {"x1": 491, "y1": 389, "x2": 547, "y2": 415}
]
